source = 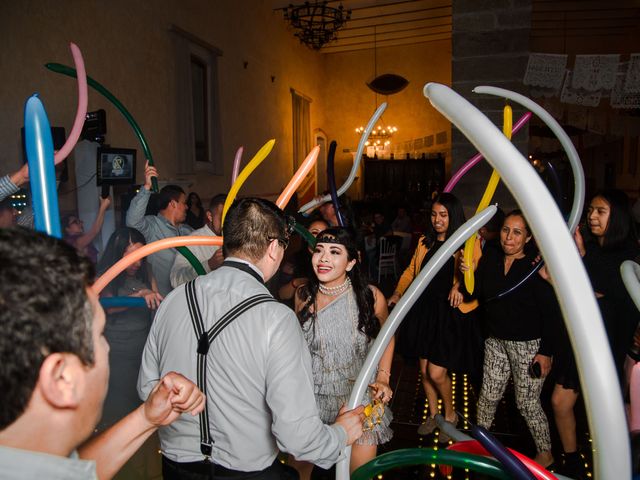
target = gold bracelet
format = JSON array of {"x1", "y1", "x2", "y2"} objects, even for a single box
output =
[{"x1": 377, "y1": 368, "x2": 391, "y2": 378}]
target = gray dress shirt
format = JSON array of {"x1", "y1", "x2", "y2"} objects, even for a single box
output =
[
  {"x1": 0, "y1": 446, "x2": 97, "y2": 479},
  {"x1": 125, "y1": 187, "x2": 193, "y2": 296},
  {"x1": 0, "y1": 175, "x2": 18, "y2": 202},
  {"x1": 138, "y1": 258, "x2": 347, "y2": 471}
]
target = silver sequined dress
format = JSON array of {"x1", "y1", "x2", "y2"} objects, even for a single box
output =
[{"x1": 302, "y1": 289, "x2": 393, "y2": 445}]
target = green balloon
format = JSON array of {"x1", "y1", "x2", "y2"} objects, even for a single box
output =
[
  {"x1": 44, "y1": 63, "x2": 212, "y2": 278},
  {"x1": 351, "y1": 448, "x2": 511, "y2": 480},
  {"x1": 176, "y1": 246, "x2": 207, "y2": 276},
  {"x1": 45, "y1": 62, "x2": 159, "y2": 193},
  {"x1": 293, "y1": 222, "x2": 316, "y2": 249}
]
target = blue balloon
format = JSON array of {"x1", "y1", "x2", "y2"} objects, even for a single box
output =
[
  {"x1": 100, "y1": 296, "x2": 148, "y2": 309},
  {"x1": 326, "y1": 140, "x2": 345, "y2": 227},
  {"x1": 24, "y1": 94, "x2": 61, "y2": 238},
  {"x1": 471, "y1": 424, "x2": 537, "y2": 480}
]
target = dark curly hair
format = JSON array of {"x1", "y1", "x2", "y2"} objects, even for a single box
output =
[
  {"x1": 0, "y1": 227, "x2": 95, "y2": 429},
  {"x1": 296, "y1": 227, "x2": 380, "y2": 339}
]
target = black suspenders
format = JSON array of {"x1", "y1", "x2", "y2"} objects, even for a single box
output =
[{"x1": 184, "y1": 276, "x2": 275, "y2": 460}]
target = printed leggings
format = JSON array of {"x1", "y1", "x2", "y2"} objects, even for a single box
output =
[{"x1": 477, "y1": 337, "x2": 552, "y2": 453}]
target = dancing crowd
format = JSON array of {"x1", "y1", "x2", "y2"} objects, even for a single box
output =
[{"x1": 1, "y1": 158, "x2": 640, "y2": 480}]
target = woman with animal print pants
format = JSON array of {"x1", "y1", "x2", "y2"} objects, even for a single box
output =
[{"x1": 460, "y1": 210, "x2": 559, "y2": 468}]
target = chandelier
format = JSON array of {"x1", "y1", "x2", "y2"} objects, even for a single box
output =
[
  {"x1": 355, "y1": 125, "x2": 398, "y2": 149},
  {"x1": 282, "y1": 1, "x2": 351, "y2": 50}
]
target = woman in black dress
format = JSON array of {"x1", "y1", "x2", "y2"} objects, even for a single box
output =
[
  {"x1": 549, "y1": 189, "x2": 639, "y2": 476},
  {"x1": 388, "y1": 193, "x2": 480, "y2": 440}
]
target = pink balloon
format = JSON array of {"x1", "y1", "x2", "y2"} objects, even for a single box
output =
[
  {"x1": 443, "y1": 112, "x2": 532, "y2": 193},
  {"x1": 231, "y1": 146, "x2": 244, "y2": 186},
  {"x1": 54, "y1": 42, "x2": 88, "y2": 165}
]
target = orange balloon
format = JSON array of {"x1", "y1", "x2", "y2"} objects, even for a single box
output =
[
  {"x1": 93, "y1": 236, "x2": 223, "y2": 294},
  {"x1": 276, "y1": 146, "x2": 320, "y2": 209}
]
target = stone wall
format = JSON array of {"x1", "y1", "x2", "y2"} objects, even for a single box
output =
[{"x1": 451, "y1": 0, "x2": 532, "y2": 214}]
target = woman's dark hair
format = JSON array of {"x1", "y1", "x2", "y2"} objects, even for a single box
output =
[
  {"x1": 97, "y1": 227, "x2": 149, "y2": 295},
  {"x1": 503, "y1": 209, "x2": 538, "y2": 254},
  {"x1": 504, "y1": 209, "x2": 531, "y2": 236},
  {"x1": 187, "y1": 192, "x2": 202, "y2": 208},
  {"x1": 423, "y1": 192, "x2": 466, "y2": 248},
  {"x1": 585, "y1": 189, "x2": 638, "y2": 250},
  {"x1": 297, "y1": 227, "x2": 380, "y2": 339}
]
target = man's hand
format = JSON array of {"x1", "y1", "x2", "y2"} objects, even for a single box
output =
[
  {"x1": 142, "y1": 371, "x2": 205, "y2": 427},
  {"x1": 9, "y1": 164, "x2": 29, "y2": 187},
  {"x1": 334, "y1": 405, "x2": 365, "y2": 445},
  {"x1": 208, "y1": 249, "x2": 224, "y2": 271},
  {"x1": 143, "y1": 160, "x2": 159, "y2": 191}
]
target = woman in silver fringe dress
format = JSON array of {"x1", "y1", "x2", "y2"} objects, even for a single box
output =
[{"x1": 291, "y1": 227, "x2": 394, "y2": 478}]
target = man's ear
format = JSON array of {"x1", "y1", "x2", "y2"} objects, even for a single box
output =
[
  {"x1": 266, "y1": 238, "x2": 280, "y2": 261},
  {"x1": 205, "y1": 210, "x2": 213, "y2": 224},
  {"x1": 37, "y1": 353, "x2": 84, "y2": 409}
]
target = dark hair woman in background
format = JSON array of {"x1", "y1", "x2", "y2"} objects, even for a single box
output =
[
  {"x1": 185, "y1": 191, "x2": 205, "y2": 229},
  {"x1": 461, "y1": 210, "x2": 557, "y2": 468},
  {"x1": 388, "y1": 193, "x2": 481, "y2": 441},
  {"x1": 548, "y1": 189, "x2": 640, "y2": 477},
  {"x1": 96, "y1": 227, "x2": 162, "y2": 429}
]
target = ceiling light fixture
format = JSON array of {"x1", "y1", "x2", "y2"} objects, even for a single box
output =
[{"x1": 281, "y1": 1, "x2": 351, "y2": 50}]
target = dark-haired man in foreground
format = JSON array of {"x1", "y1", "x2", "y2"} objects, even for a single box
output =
[{"x1": 0, "y1": 227, "x2": 205, "y2": 479}]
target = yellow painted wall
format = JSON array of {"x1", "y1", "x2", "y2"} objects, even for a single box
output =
[
  {"x1": 0, "y1": 1, "x2": 451, "y2": 210},
  {"x1": 322, "y1": 40, "x2": 452, "y2": 198}
]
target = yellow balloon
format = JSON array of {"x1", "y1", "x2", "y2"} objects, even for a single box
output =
[
  {"x1": 463, "y1": 105, "x2": 512, "y2": 293},
  {"x1": 221, "y1": 139, "x2": 276, "y2": 225}
]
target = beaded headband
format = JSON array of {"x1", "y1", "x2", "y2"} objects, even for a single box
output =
[{"x1": 315, "y1": 234, "x2": 345, "y2": 246}]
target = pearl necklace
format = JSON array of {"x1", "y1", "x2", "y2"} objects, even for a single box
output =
[{"x1": 318, "y1": 277, "x2": 352, "y2": 296}]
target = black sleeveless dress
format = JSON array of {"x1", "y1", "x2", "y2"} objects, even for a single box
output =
[{"x1": 396, "y1": 240, "x2": 482, "y2": 376}]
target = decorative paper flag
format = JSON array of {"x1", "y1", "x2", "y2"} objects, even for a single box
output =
[
  {"x1": 562, "y1": 70, "x2": 602, "y2": 106},
  {"x1": 572, "y1": 54, "x2": 619, "y2": 91},
  {"x1": 624, "y1": 54, "x2": 640, "y2": 94},
  {"x1": 524, "y1": 53, "x2": 568, "y2": 91},
  {"x1": 611, "y1": 72, "x2": 640, "y2": 109}
]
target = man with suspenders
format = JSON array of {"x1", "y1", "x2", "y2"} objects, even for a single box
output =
[{"x1": 138, "y1": 197, "x2": 365, "y2": 479}]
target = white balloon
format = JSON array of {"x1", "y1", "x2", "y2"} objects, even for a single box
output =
[
  {"x1": 336, "y1": 205, "x2": 497, "y2": 480},
  {"x1": 298, "y1": 103, "x2": 387, "y2": 213},
  {"x1": 424, "y1": 82, "x2": 628, "y2": 480},
  {"x1": 473, "y1": 86, "x2": 585, "y2": 234},
  {"x1": 622, "y1": 260, "x2": 640, "y2": 313}
]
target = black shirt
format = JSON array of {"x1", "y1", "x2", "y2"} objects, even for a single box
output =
[{"x1": 465, "y1": 248, "x2": 558, "y2": 356}]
